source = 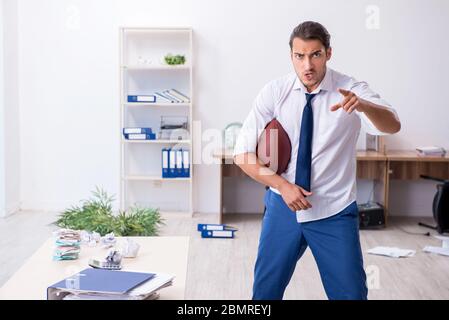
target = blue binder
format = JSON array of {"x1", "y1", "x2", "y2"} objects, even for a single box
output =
[
  {"x1": 162, "y1": 148, "x2": 170, "y2": 178},
  {"x1": 176, "y1": 148, "x2": 183, "y2": 178},
  {"x1": 201, "y1": 229, "x2": 236, "y2": 239},
  {"x1": 168, "y1": 149, "x2": 177, "y2": 178},
  {"x1": 127, "y1": 95, "x2": 156, "y2": 103},
  {"x1": 182, "y1": 149, "x2": 190, "y2": 178},
  {"x1": 47, "y1": 268, "x2": 155, "y2": 299},
  {"x1": 197, "y1": 224, "x2": 238, "y2": 231},
  {"x1": 124, "y1": 133, "x2": 156, "y2": 140},
  {"x1": 123, "y1": 127, "x2": 153, "y2": 135}
]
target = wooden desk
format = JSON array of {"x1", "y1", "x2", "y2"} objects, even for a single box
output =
[
  {"x1": 387, "y1": 150, "x2": 449, "y2": 180},
  {"x1": 214, "y1": 149, "x2": 449, "y2": 225},
  {"x1": 0, "y1": 236, "x2": 189, "y2": 300},
  {"x1": 214, "y1": 149, "x2": 389, "y2": 224}
]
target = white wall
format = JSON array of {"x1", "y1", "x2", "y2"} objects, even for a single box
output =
[
  {"x1": 18, "y1": 0, "x2": 119, "y2": 211},
  {"x1": 0, "y1": 0, "x2": 5, "y2": 217},
  {"x1": 11, "y1": 0, "x2": 449, "y2": 216},
  {"x1": 1, "y1": 0, "x2": 20, "y2": 217}
]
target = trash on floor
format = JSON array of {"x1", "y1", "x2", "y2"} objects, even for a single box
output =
[
  {"x1": 423, "y1": 235, "x2": 449, "y2": 257},
  {"x1": 367, "y1": 246, "x2": 416, "y2": 258}
]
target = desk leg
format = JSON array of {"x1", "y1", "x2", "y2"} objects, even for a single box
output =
[
  {"x1": 219, "y1": 160, "x2": 223, "y2": 225},
  {"x1": 373, "y1": 160, "x2": 389, "y2": 226},
  {"x1": 384, "y1": 161, "x2": 390, "y2": 226}
]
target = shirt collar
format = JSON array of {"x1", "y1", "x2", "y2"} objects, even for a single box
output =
[{"x1": 293, "y1": 67, "x2": 334, "y2": 94}]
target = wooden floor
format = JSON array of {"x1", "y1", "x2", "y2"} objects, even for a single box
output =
[{"x1": 1, "y1": 211, "x2": 449, "y2": 299}]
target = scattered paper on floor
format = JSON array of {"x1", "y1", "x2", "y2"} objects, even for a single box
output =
[
  {"x1": 423, "y1": 246, "x2": 449, "y2": 257},
  {"x1": 367, "y1": 246, "x2": 415, "y2": 258}
]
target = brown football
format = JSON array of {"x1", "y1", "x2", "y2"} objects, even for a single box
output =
[{"x1": 256, "y1": 119, "x2": 292, "y2": 175}]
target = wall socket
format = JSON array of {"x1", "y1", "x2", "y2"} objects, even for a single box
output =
[{"x1": 153, "y1": 181, "x2": 162, "y2": 188}]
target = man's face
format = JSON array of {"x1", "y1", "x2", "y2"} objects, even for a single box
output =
[{"x1": 290, "y1": 37, "x2": 332, "y2": 92}]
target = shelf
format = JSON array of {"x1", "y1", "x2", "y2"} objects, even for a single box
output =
[
  {"x1": 123, "y1": 139, "x2": 191, "y2": 144},
  {"x1": 124, "y1": 102, "x2": 191, "y2": 107},
  {"x1": 123, "y1": 175, "x2": 191, "y2": 181},
  {"x1": 120, "y1": 26, "x2": 193, "y2": 214},
  {"x1": 122, "y1": 27, "x2": 191, "y2": 34},
  {"x1": 122, "y1": 65, "x2": 191, "y2": 71}
]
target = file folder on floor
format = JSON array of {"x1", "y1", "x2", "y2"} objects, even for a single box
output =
[
  {"x1": 201, "y1": 229, "x2": 236, "y2": 239},
  {"x1": 197, "y1": 224, "x2": 238, "y2": 231}
]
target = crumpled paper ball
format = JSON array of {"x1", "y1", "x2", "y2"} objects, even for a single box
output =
[
  {"x1": 117, "y1": 238, "x2": 140, "y2": 258},
  {"x1": 100, "y1": 232, "x2": 117, "y2": 248},
  {"x1": 80, "y1": 230, "x2": 101, "y2": 247}
]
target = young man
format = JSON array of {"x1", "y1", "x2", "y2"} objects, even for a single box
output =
[{"x1": 233, "y1": 21, "x2": 401, "y2": 300}]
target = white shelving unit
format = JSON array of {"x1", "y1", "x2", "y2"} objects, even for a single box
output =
[{"x1": 119, "y1": 27, "x2": 193, "y2": 215}]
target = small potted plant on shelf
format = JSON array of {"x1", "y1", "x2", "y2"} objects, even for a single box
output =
[{"x1": 164, "y1": 53, "x2": 186, "y2": 66}]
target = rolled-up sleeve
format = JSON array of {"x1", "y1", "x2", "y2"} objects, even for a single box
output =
[
  {"x1": 351, "y1": 81, "x2": 399, "y2": 136},
  {"x1": 233, "y1": 82, "x2": 276, "y2": 157}
]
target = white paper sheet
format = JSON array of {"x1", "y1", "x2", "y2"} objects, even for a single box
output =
[
  {"x1": 423, "y1": 246, "x2": 449, "y2": 257},
  {"x1": 367, "y1": 246, "x2": 415, "y2": 258}
]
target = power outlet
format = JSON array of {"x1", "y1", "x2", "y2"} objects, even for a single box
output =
[{"x1": 153, "y1": 181, "x2": 162, "y2": 188}]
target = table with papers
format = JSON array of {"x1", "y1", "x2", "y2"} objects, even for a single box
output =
[{"x1": 0, "y1": 236, "x2": 189, "y2": 300}]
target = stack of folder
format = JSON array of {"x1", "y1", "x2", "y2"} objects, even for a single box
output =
[
  {"x1": 197, "y1": 224, "x2": 238, "y2": 239},
  {"x1": 47, "y1": 268, "x2": 175, "y2": 300},
  {"x1": 123, "y1": 127, "x2": 156, "y2": 140},
  {"x1": 162, "y1": 148, "x2": 190, "y2": 178}
]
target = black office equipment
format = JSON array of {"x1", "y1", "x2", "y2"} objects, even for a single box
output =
[
  {"x1": 357, "y1": 202, "x2": 385, "y2": 229},
  {"x1": 418, "y1": 175, "x2": 449, "y2": 234}
]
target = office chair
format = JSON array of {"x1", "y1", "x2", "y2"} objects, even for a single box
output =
[{"x1": 419, "y1": 175, "x2": 449, "y2": 234}]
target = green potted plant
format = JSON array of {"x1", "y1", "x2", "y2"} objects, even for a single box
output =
[
  {"x1": 54, "y1": 187, "x2": 164, "y2": 236},
  {"x1": 164, "y1": 53, "x2": 186, "y2": 65}
]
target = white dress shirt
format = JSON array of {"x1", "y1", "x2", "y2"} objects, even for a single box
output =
[{"x1": 233, "y1": 67, "x2": 398, "y2": 223}]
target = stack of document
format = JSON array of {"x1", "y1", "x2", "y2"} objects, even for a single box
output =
[
  {"x1": 416, "y1": 146, "x2": 446, "y2": 157},
  {"x1": 62, "y1": 274, "x2": 174, "y2": 300},
  {"x1": 52, "y1": 229, "x2": 81, "y2": 261},
  {"x1": 62, "y1": 291, "x2": 160, "y2": 300},
  {"x1": 47, "y1": 268, "x2": 175, "y2": 300}
]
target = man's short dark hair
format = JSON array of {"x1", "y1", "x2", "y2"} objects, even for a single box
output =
[{"x1": 289, "y1": 21, "x2": 331, "y2": 50}]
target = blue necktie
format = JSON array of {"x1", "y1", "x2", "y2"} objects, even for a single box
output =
[{"x1": 295, "y1": 93, "x2": 317, "y2": 192}]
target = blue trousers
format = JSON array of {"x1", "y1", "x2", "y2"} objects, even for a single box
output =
[{"x1": 253, "y1": 189, "x2": 368, "y2": 300}]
